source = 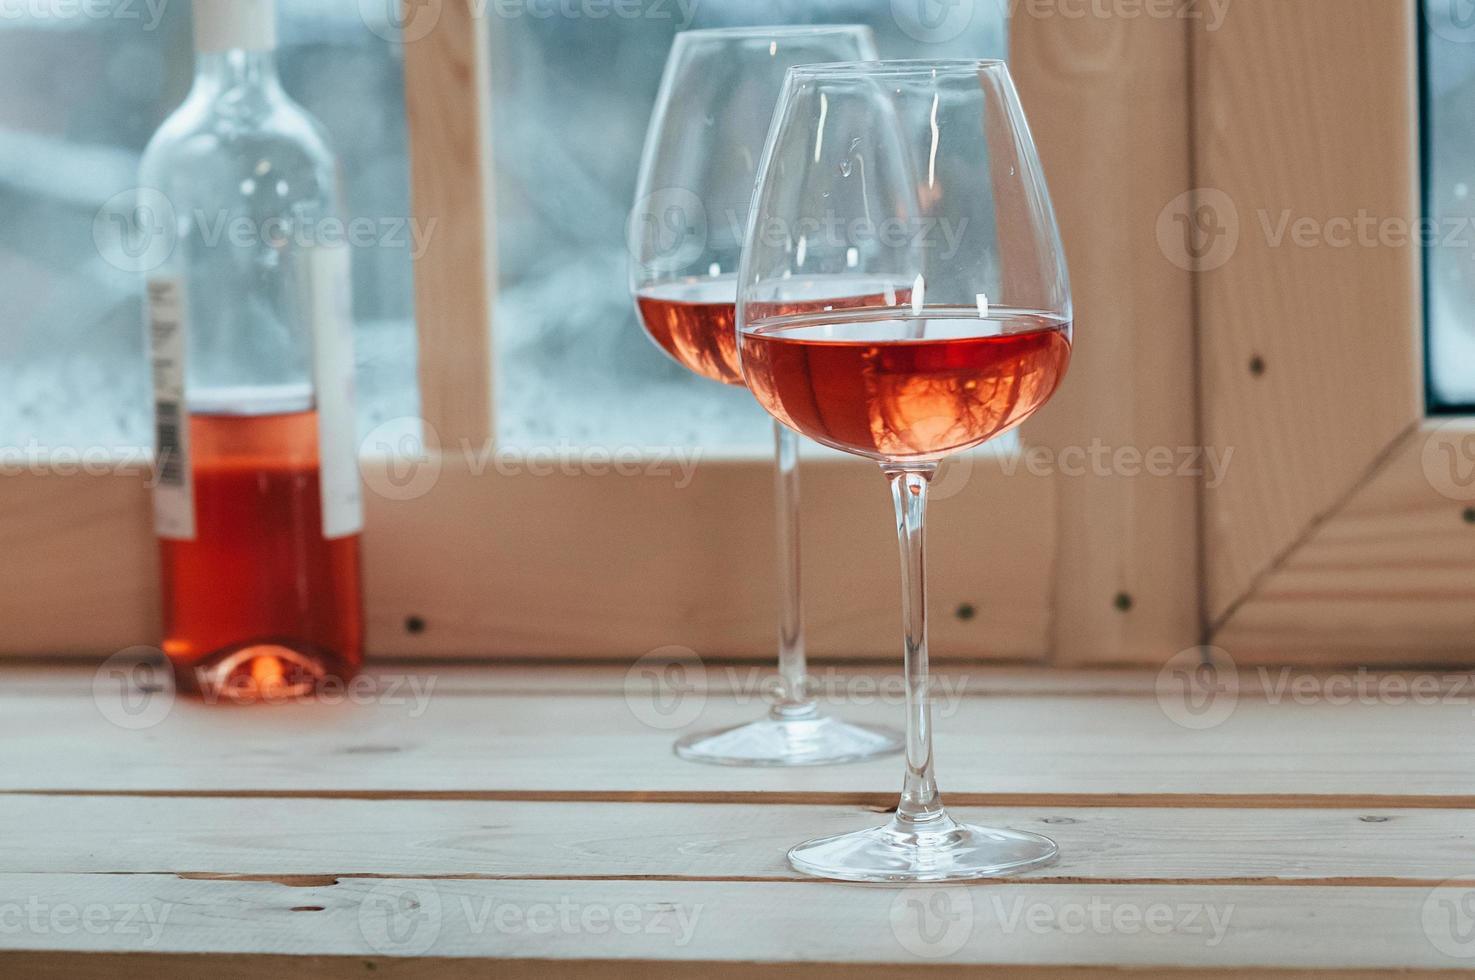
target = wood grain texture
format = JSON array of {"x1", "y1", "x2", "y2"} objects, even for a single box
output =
[
  {"x1": 3, "y1": 795, "x2": 1471, "y2": 884},
  {"x1": 14, "y1": 959, "x2": 1465, "y2": 980},
  {"x1": 5, "y1": 663, "x2": 1475, "y2": 976},
  {"x1": 1011, "y1": 4, "x2": 1201, "y2": 664},
  {"x1": 1214, "y1": 422, "x2": 1475, "y2": 663},
  {"x1": 360, "y1": 453, "x2": 1055, "y2": 660},
  {"x1": 0, "y1": 455, "x2": 1056, "y2": 660},
  {"x1": 0, "y1": 471, "x2": 157, "y2": 654},
  {"x1": 9, "y1": 666, "x2": 1475, "y2": 799},
  {"x1": 403, "y1": 0, "x2": 497, "y2": 447},
  {"x1": 0, "y1": 875, "x2": 1466, "y2": 974},
  {"x1": 1194, "y1": 0, "x2": 1423, "y2": 624}
]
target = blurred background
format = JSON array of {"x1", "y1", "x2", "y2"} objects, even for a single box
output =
[
  {"x1": 0, "y1": 0, "x2": 1012, "y2": 454},
  {"x1": 1424, "y1": 0, "x2": 1475, "y2": 411}
]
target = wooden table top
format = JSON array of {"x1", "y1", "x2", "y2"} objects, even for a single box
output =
[{"x1": 3, "y1": 661, "x2": 1474, "y2": 977}]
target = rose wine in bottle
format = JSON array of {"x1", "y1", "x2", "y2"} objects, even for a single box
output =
[{"x1": 140, "y1": 0, "x2": 364, "y2": 700}]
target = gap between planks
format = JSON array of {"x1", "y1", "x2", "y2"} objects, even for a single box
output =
[{"x1": 4, "y1": 789, "x2": 1475, "y2": 809}]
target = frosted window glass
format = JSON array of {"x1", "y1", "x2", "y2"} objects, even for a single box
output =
[
  {"x1": 0, "y1": 0, "x2": 419, "y2": 450},
  {"x1": 488, "y1": 1, "x2": 1008, "y2": 451},
  {"x1": 1425, "y1": 1, "x2": 1475, "y2": 410}
]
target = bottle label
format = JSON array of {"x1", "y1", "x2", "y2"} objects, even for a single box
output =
[
  {"x1": 309, "y1": 246, "x2": 364, "y2": 539},
  {"x1": 147, "y1": 277, "x2": 196, "y2": 540}
]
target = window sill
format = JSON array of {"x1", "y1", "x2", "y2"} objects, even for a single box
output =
[{"x1": 2, "y1": 661, "x2": 1468, "y2": 974}]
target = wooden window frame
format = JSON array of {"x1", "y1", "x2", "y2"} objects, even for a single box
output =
[
  {"x1": 16, "y1": 1, "x2": 1460, "y2": 668},
  {"x1": 1195, "y1": 0, "x2": 1475, "y2": 664}
]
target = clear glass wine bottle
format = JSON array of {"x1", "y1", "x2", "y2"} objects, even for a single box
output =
[{"x1": 138, "y1": 0, "x2": 364, "y2": 702}]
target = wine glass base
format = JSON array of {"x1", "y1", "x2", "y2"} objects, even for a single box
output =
[
  {"x1": 788, "y1": 816, "x2": 1058, "y2": 882},
  {"x1": 673, "y1": 713, "x2": 903, "y2": 767}
]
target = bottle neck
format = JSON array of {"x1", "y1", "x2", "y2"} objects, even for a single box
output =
[{"x1": 191, "y1": 49, "x2": 281, "y2": 100}]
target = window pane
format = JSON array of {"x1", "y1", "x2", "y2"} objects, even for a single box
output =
[
  {"x1": 1423, "y1": 0, "x2": 1475, "y2": 410},
  {"x1": 0, "y1": 0, "x2": 419, "y2": 450},
  {"x1": 489, "y1": 1, "x2": 1008, "y2": 451}
]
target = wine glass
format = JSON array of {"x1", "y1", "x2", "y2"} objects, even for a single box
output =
[
  {"x1": 629, "y1": 27, "x2": 903, "y2": 766},
  {"x1": 737, "y1": 60, "x2": 1072, "y2": 880}
]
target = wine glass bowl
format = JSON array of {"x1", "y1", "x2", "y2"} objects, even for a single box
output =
[
  {"x1": 628, "y1": 27, "x2": 904, "y2": 767},
  {"x1": 737, "y1": 60, "x2": 1072, "y2": 878},
  {"x1": 739, "y1": 306, "x2": 1071, "y2": 462}
]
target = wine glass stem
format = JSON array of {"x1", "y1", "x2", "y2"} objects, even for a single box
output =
[
  {"x1": 886, "y1": 464, "x2": 945, "y2": 829},
  {"x1": 772, "y1": 422, "x2": 814, "y2": 719}
]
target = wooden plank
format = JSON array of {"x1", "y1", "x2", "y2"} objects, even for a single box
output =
[
  {"x1": 0, "y1": 471, "x2": 156, "y2": 655},
  {"x1": 360, "y1": 453, "x2": 1056, "y2": 661},
  {"x1": 1012, "y1": 3, "x2": 1200, "y2": 663},
  {"x1": 402, "y1": 0, "x2": 496, "y2": 447},
  {"x1": 16, "y1": 958, "x2": 1457, "y2": 980},
  {"x1": 15, "y1": 660, "x2": 1475, "y2": 700},
  {"x1": 1194, "y1": 0, "x2": 1423, "y2": 624},
  {"x1": 1215, "y1": 422, "x2": 1475, "y2": 663},
  {"x1": 0, "y1": 663, "x2": 1170, "y2": 698},
  {"x1": 2, "y1": 796, "x2": 1471, "y2": 885},
  {"x1": 0, "y1": 875, "x2": 1466, "y2": 973},
  {"x1": 8, "y1": 675, "x2": 1475, "y2": 799},
  {"x1": 0, "y1": 453, "x2": 1056, "y2": 661}
]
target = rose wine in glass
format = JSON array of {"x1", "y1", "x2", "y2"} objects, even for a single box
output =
[
  {"x1": 635, "y1": 275, "x2": 743, "y2": 385},
  {"x1": 738, "y1": 60, "x2": 1072, "y2": 879},
  {"x1": 629, "y1": 27, "x2": 903, "y2": 766},
  {"x1": 741, "y1": 308, "x2": 1071, "y2": 459}
]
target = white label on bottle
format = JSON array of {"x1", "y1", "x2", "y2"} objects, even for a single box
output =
[
  {"x1": 147, "y1": 277, "x2": 195, "y2": 540},
  {"x1": 309, "y1": 246, "x2": 363, "y2": 539}
]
